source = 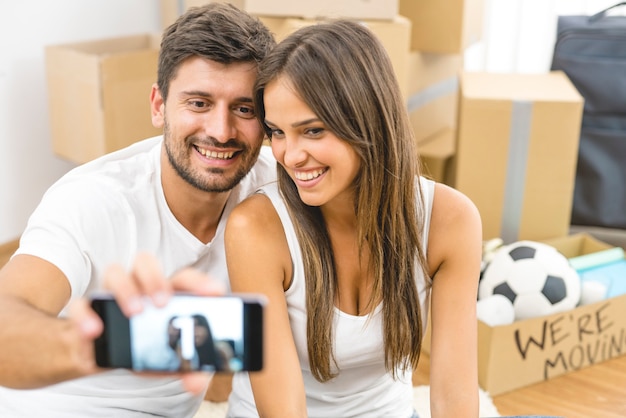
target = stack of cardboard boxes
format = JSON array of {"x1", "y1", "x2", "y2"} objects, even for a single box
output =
[
  {"x1": 394, "y1": 1, "x2": 584, "y2": 247},
  {"x1": 399, "y1": 0, "x2": 483, "y2": 186},
  {"x1": 164, "y1": 0, "x2": 414, "y2": 100}
]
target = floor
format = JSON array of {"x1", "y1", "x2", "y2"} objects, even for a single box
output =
[{"x1": 412, "y1": 350, "x2": 626, "y2": 417}]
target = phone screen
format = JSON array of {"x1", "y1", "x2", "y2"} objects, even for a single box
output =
[{"x1": 91, "y1": 294, "x2": 263, "y2": 373}]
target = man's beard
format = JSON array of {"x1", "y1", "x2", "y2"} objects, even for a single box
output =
[{"x1": 163, "y1": 119, "x2": 260, "y2": 193}]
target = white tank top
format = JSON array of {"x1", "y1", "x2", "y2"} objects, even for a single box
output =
[{"x1": 228, "y1": 177, "x2": 435, "y2": 418}]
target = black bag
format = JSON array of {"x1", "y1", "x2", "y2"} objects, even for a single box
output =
[{"x1": 550, "y1": 2, "x2": 626, "y2": 229}]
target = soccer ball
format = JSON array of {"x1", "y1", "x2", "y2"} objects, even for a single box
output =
[{"x1": 478, "y1": 241, "x2": 581, "y2": 321}]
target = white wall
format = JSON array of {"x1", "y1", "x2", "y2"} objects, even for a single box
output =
[
  {"x1": 0, "y1": 0, "x2": 161, "y2": 243},
  {"x1": 465, "y1": 0, "x2": 625, "y2": 73},
  {"x1": 0, "y1": 0, "x2": 624, "y2": 243}
]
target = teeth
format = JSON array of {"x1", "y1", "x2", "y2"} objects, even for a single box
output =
[
  {"x1": 197, "y1": 147, "x2": 235, "y2": 159},
  {"x1": 295, "y1": 169, "x2": 325, "y2": 181}
]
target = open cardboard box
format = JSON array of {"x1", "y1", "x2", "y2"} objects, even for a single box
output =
[
  {"x1": 45, "y1": 34, "x2": 162, "y2": 164},
  {"x1": 420, "y1": 233, "x2": 626, "y2": 395}
]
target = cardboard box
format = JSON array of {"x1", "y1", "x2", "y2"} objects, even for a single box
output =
[
  {"x1": 420, "y1": 235, "x2": 609, "y2": 348},
  {"x1": 259, "y1": 16, "x2": 411, "y2": 100},
  {"x1": 399, "y1": 0, "x2": 484, "y2": 53},
  {"x1": 46, "y1": 34, "x2": 161, "y2": 164},
  {"x1": 160, "y1": 0, "x2": 245, "y2": 29},
  {"x1": 454, "y1": 71, "x2": 584, "y2": 243},
  {"x1": 421, "y1": 233, "x2": 623, "y2": 395},
  {"x1": 418, "y1": 128, "x2": 456, "y2": 185},
  {"x1": 406, "y1": 51, "x2": 462, "y2": 143},
  {"x1": 478, "y1": 233, "x2": 622, "y2": 395},
  {"x1": 247, "y1": 0, "x2": 398, "y2": 21}
]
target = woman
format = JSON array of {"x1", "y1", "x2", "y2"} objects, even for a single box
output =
[
  {"x1": 225, "y1": 20, "x2": 482, "y2": 417},
  {"x1": 163, "y1": 314, "x2": 216, "y2": 372}
]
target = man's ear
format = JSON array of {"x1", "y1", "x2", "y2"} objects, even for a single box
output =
[{"x1": 150, "y1": 83, "x2": 165, "y2": 129}]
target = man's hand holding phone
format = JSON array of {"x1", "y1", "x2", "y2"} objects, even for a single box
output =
[
  {"x1": 103, "y1": 252, "x2": 227, "y2": 318},
  {"x1": 71, "y1": 253, "x2": 236, "y2": 395}
]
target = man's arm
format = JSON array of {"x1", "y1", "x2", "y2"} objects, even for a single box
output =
[
  {"x1": 0, "y1": 254, "x2": 101, "y2": 388},
  {"x1": 103, "y1": 254, "x2": 227, "y2": 395}
]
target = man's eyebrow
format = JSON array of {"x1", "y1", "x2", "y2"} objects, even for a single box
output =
[
  {"x1": 179, "y1": 90, "x2": 211, "y2": 98},
  {"x1": 179, "y1": 91, "x2": 253, "y2": 103},
  {"x1": 237, "y1": 97, "x2": 254, "y2": 103}
]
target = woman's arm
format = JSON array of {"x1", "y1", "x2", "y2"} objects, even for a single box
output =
[
  {"x1": 225, "y1": 194, "x2": 307, "y2": 418},
  {"x1": 427, "y1": 183, "x2": 482, "y2": 418}
]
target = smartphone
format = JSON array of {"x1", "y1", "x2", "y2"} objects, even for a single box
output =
[{"x1": 91, "y1": 293, "x2": 264, "y2": 373}]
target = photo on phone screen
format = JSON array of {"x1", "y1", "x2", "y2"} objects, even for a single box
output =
[{"x1": 91, "y1": 294, "x2": 264, "y2": 373}]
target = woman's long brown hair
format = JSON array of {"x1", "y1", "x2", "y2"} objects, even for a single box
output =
[{"x1": 254, "y1": 20, "x2": 430, "y2": 382}]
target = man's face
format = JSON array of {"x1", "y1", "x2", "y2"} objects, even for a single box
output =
[{"x1": 152, "y1": 56, "x2": 263, "y2": 193}]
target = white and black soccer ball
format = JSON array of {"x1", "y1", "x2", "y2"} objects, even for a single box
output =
[{"x1": 478, "y1": 240, "x2": 581, "y2": 321}]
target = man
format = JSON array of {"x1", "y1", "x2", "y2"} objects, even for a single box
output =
[{"x1": 0, "y1": 3, "x2": 275, "y2": 417}]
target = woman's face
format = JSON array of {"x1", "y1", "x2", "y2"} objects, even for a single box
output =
[
  {"x1": 263, "y1": 76, "x2": 361, "y2": 208},
  {"x1": 193, "y1": 319, "x2": 209, "y2": 346}
]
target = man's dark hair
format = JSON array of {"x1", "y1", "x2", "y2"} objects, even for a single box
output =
[{"x1": 157, "y1": 3, "x2": 275, "y2": 102}]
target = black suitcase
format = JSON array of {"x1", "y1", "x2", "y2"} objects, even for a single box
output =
[{"x1": 550, "y1": 2, "x2": 626, "y2": 229}]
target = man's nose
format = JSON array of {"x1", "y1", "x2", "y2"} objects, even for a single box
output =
[{"x1": 203, "y1": 105, "x2": 236, "y2": 143}]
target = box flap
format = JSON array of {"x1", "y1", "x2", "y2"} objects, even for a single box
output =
[{"x1": 543, "y1": 233, "x2": 613, "y2": 258}]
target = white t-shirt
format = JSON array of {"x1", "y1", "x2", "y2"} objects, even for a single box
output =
[
  {"x1": 0, "y1": 136, "x2": 276, "y2": 418},
  {"x1": 228, "y1": 177, "x2": 434, "y2": 418}
]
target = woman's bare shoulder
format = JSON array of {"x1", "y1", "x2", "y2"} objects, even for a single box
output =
[
  {"x1": 427, "y1": 182, "x2": 482, "y2": 272},
  {"x1": 226, "y1": 192, "x2": 290, "y2": 255},
  {"x1": 430, "y1": 183, "x2": 481, "y2": 229},
  {"x1": 228, "y1": 193, "x2": 280, "y2": 231}
]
